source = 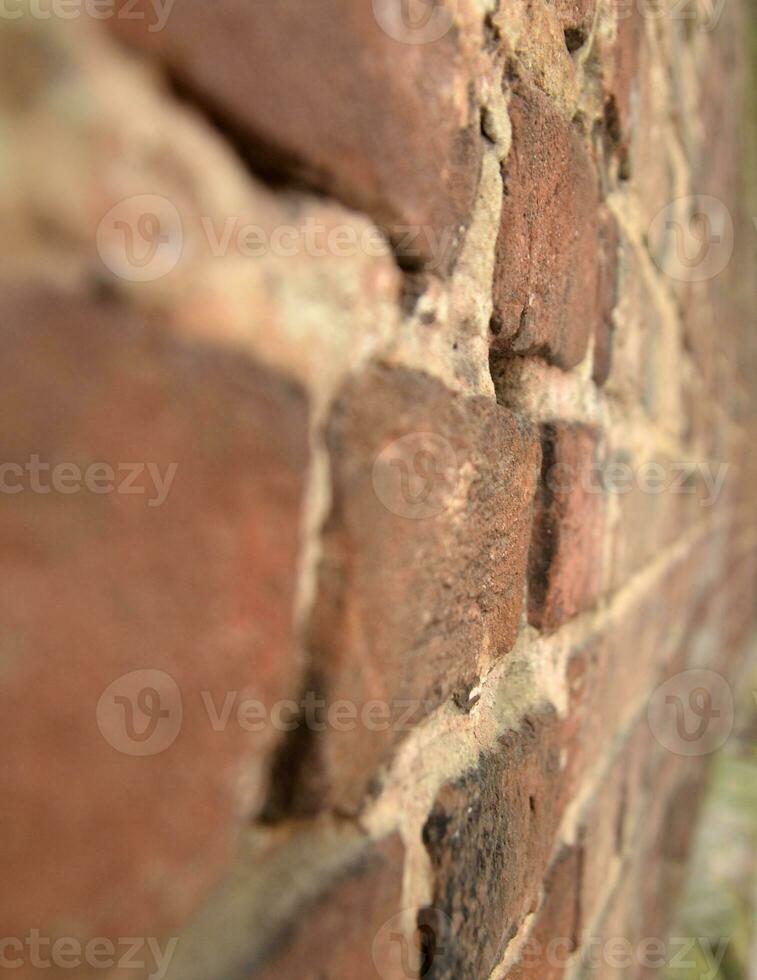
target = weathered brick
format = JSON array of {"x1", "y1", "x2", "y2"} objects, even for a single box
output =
[
  {"x1": 492, "y1": 78, "x2": 601, "y2": 369},
  {"x1": 422, "y1": 710, "x2": 564, "y2": 980},
  {"x1": 553, "y1": 0, "x2": 596, "y2": 51},
  {"x1": 502, "y1": 844, "x2": 583, "y2": 980},
  {"x1": 528, "y1": 423, "x2": 604, "y2": 631},
  {"x1": 0, "y1": 285, "x2": 309, "y2": 945},
  {"x1": 107, "y1": 0, "x2": 483, "y2": 272},
  {"x1": 267, "y1": 363, "x2": 540, "y2": 815}
]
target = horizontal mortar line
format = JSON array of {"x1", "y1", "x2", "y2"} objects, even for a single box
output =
[
  {"x1": 606, "y1": 190, "x2": 687, "y2": 323},
  {"x1": 492, "y1": 755, "x2": 634, "y2": 980},
  {"x1": 367, "y1": 508, "x2": 757, "y2": 920},
  {"x1": 546, "y1": 547, "x2": 757, "y2": 854},
  {"x1": 361, "y1": 509, "x2": 741, "y2": 847},
  {"x1": 489, "y1": 619, "x2": 757, "y2": 980}
]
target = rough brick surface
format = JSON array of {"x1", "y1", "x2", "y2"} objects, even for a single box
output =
[
  {"x1": 2, "y1": 2, "x2": 756, "y2": 979},
  {"x1": 491, "y1": 78, "x2": 601, "y2": 369},
  {"x1": 528, "y1": 423, "x2": 604, "y2": 630},
  {"x1": 288, "y1": 362, "x2": 540, "y2": 814},
  {"x1": 504, "y1": 844, "x2": 583, "y2": 980},
  {"x1": 422, "y1": 711, "x2": 563, "y2": 979},
  {"x1": 108, "y1": 0, "x2": 483, "y2": 272}
]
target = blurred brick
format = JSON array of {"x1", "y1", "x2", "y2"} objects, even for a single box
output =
[
  {"x1": 0, "y1": 284, "x2": 309, "y2": 947},
  {"x1": 603, "y1": 4, "x2": 644, "y2": 176},
  {"x1": 592, "y1": 208, "x2": 620, "y2": 386},
  {"x1": 274, "y1": 362, "x2": 540, "y2": 815},
  {"x1": 492, "y1": 78, "x2": 601, "y2": 369},
  {"x1": 528, "y1": 423, "x2": 604, "y2": 631},
  {"x1": 422, "y1": 711, "x2": 563, "y2": 979},
  {"x1": 250, "y1": 833, "x2": 406, "y2": 980},
  {"x1": 107, "y1": 0, "x2": 483, "y2": 273}
]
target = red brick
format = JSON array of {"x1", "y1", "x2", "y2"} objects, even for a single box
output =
[
  {"x1": 503, "y1": 844, "x2": 583, "y2": 980},
  {"x1": 269, "y1": 363, "x2": 540, "y2": 815},
  {"x1": 107, "y1": 0, "x2": 483, "y2": 273},
  {"x1": 492, "y1": 78, "x2": 602, "y2": 369},
  {"x1": 422, "y1": 711, "x2": 564, "y2": 979},
  {"x1": 0, "y1": 285, "x2": 309, "y2": 945},
  {"x1": 251, "y1": 833, "x2": 407, "y2": 980},
  {"x1": 603, "y1": 5, "x2": 644, "y2": 177},
  {"x1": 575, "y1": 720, "x2": 652, "y2": 924},
  {"x1": 528, "y1": 423, "x2": 604, "y2": 631}
]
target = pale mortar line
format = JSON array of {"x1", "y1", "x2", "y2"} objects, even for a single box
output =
[
  {"x1": 361, "y1": 508, "x2": 740, "y2": 921},
  {"x1": 486, "y1": 909, "x2": 538, "y2": 979},
  {"x1": 489, "y1": 617, "x2": 755, "y2": 980}
]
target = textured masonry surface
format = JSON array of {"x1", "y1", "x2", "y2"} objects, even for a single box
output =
[{"x1": 1, "y1": 1, "x2": 756, "y2": 978}]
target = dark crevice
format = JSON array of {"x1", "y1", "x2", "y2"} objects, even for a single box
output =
[
  {"x1": 258, "y1": 668, "x2": 324, "y2": 824},
  {"x1": 603, "y1": 95, "x2": 631, "y2": 180},
  {"x1": 112, "y1": 36, "x2": 451, "y2": 279},
  {"x1": 400, "y1": 272, "x2": 431, "y2": 316},
  {"x1": 164, "y1": 65, "x2": 324, "y2": 197},
  {"x1": 603, "y1": 96, "x2": 623, "y2": 146},
  {"x1": 417, "y1": 907, "x2": 448, "y2": 978},
  {"x1": 573, "y1": 844, "x2": 585, "y2": 950},
  {"x1": 483, "y1": 7, "x2": 502, "y2": 52},
  {"x1": 564, "y1": 26, "x2": 587, "y2": 53},
  {"x1": 527, "y1": 424, "x2": 559, "y2": 619}
]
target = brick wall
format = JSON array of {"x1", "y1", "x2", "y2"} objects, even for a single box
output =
[{"x1": 1, "y1": 1, "x2": 755, "y2": 978}]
